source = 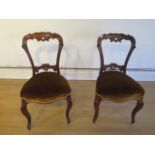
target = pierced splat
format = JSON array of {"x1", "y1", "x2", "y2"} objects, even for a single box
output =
[
  {"x1": 23, "y1": 32, "x2": 63, "y2": 43},
  {"x1": 40, "y1": 63, "x2": 52, "y2": 71},
  {"x1": 104, "y1": 63, "x2": 124, "y2": 71},
  {"x1": 98, "y1": 33, "x2": 136, "y2": 43},
  {"x1": 35, "y1": 63, "x2": 58, "y2": 72}
]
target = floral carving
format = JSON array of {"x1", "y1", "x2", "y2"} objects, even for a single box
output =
[
  {"x1": 22, "y1": 32, "x2": 63, "y2": 76},
  {"x1": 97, "y1": 33, "x2": 136, "y2": 46},
  {"x1": 97, "y1": 33, "x2": 136, "y2": 74},
  {"x1": 22, "y1": 32, "x2": 63, "y2": 48}
]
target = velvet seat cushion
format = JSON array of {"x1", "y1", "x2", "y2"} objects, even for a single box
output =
[
  {"x1": 96, "y1": 71, "x2": 145, "y2": 102},
  {"x1": 20, "y1": 72, "x2": 71, "y2": 103}
]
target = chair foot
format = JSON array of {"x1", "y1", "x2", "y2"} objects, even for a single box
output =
[
  {"x1": 131, "y1": 98, "x2": 144, "y2": 124},
  {"x1": 66, "y1": 95, "x2": 72, "y2": 124},
  {"x1": 93, "y1": 95, "x2": 101, "y2": 123},
  {"x1": 20, "y1": 99, "x2": 31, "y2": 129}
]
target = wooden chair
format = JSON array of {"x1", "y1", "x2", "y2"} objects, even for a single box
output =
[
  {"x1": 20, "y1": 32, "x2": 72, "y2": 129},
  {"x1": 93, "y1": 33, "x2": 145, "y2": 124}
]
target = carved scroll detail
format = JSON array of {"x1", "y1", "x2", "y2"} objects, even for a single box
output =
[
  {"x1": 104, "y1": 63, "x2": 124, "y2": 71},
  {"x1": 34, "y1": 64, "x2": 58, "y2": 73},
  {"x1": 22, "y1": 32, "x2": 63, "y2": 47},
  {"x1": 97, "y1": 33, "x2": 136, "y2": 73},
  {"x1": 22, "y1": 32, "x2": 63, "y2": 76},
  {"x1": 98, "y1": 33, "x2": 136, "y2": 46}
]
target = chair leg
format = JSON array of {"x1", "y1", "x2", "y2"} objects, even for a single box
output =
[
  {"x1": 20, "y1": 99, "x2": 31, "y2": 129},
  {"x1": 93, "y1": 95, "x2": 102, "y2": 123},
  {"x1": 131, "y1": 98, "x2": 144, "y2": 124},
  {"x1": 66, "y1": 95, "x2": 73, "y2": 124}
]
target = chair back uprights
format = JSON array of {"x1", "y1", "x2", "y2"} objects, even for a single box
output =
[
  {"x1": 97, "y1": 33, "x2": 136, "y2": 75},
  {"x1": 22, "y1": 32, "x2": 63, "y2": 76}
]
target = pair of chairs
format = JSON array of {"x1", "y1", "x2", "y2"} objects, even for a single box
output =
[{"x1": 20, "y1": 32, "x2": 145, "y2": 129}]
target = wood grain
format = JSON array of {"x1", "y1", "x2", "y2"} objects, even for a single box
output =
[{"x1": 0, "y1": 79, "x2": 154, "y2": 135}]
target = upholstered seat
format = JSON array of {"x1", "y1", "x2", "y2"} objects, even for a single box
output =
[
  {"x1": 20, "y1": 72, "x2": 71, "y2": 103},
  {"x1": 93, "y1": 33, "x2": 145, "y2": 124},
  {"x1": 96, "y1": 71, "x2": 145, "y2": 103},
  {"x1": 20, "y1": 32, "x2": 73, "y2": 129}
]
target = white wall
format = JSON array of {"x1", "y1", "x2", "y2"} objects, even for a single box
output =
[{"x1": 0, "y1": 19, "x2": 155, "y2": 80}]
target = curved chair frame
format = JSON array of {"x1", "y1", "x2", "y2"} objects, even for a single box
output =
[
  {"x1": 22, "y1": 32, "x2": 64, "y2": 76},
  {"x1": 93, "y1": 33, "x2": 144, "y2": 124},
  {"x1": 21, "y1": 32, "x2": 72, "y2": 129},
  {"x1": 97, "y1": 33, "x2": 136, "y2": 75}
]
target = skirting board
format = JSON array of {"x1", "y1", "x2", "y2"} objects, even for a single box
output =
[{"x1": 0, "y1": 67, "x2": 155, "y2": 81}]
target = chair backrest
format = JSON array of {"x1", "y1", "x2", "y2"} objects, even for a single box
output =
[
  {"x1": 97, "y1": 33, "x2": 136, "y2": 75},
  {"x1": 22, "y1": 32, "x2": 63, "y2": 76}
]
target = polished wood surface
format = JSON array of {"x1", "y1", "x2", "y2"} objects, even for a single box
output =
[
  {"x1": 22, "y1": 32, "x2": 63, "y2": 75},
  {"x1": 94, "y1": 33, "x2": 144, "y2": 124},
  {"x1": 0, "y1": 79, "x2": 154, "y2": 135},
  {"x1": 97, "y1": 33, "x2": 135, "y2": 74},
  {"x1": 21, "y1": 32, "x2": 72, "y2": 129}
]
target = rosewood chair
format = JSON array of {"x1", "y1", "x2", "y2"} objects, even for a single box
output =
[
  {"x1": 20, "y1": 32, "x2": 72, "y2": 129},
  {"x1": 93, "y1": 33, "x2": 145, "y2": 124}
]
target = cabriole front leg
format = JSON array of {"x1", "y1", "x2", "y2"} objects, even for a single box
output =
[
  {"x1": 93, "y1": 95, "x2": 101, "y2": 123},
  {"x1": 20, "y1": 99, "x2": 31, "y2": 129},
  {"x1": 131, "y1": 98, "x2": 144, "y2": 124}
]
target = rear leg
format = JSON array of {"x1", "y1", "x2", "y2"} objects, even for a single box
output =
[
  {"x1": 66, "y1": 95, "x2": 73, "y2": 123},
  {"x1": 93, "y1": 95, "x2": 102, "y2": 123}
]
